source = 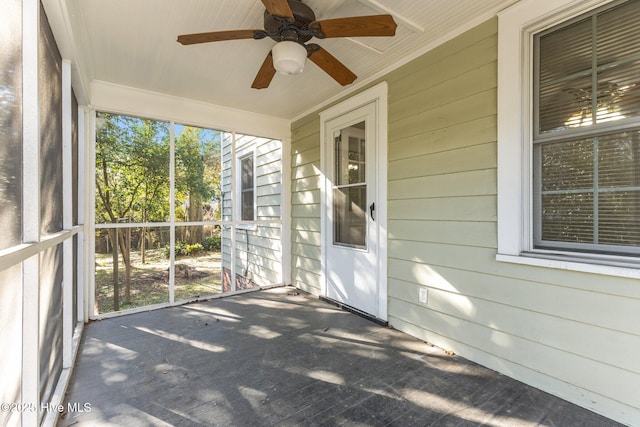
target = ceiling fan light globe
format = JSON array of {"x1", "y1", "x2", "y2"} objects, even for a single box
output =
[{"x1": 272, "y1": 41, "x2": 307, "y2": 75}]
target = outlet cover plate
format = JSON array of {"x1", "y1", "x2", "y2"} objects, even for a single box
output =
[{"x1": 419, "y1": 288, "x2": 428, "y2": 304}]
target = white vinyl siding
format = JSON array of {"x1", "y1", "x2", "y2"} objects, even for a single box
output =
[{"x1": 221, "y1": 134, "x2": 283, "y2": 288}]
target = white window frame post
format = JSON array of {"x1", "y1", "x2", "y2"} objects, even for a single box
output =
[
  {"x1": 281, "y1": 138, "x2": 292, "y2": 286},
  {"x1": 62, "y1": 59, "x2": 73, "y2": 369},
  {"x1": 169, "y1": 122, "x2": 176, "y2": 304},
  {"x1": 230, "y1": 132, "x2": 237, "y2": 292},
  {"x1": 77, "y1": 105, "x2": 86, "y2": 324},
  {"x1": 86, "y1": 109, "x2": 97, "y2": 320},
  {"x1": 22, "y1": 0, "x2": 41, "y2": 423}
]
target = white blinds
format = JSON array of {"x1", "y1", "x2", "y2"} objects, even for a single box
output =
[
  {"x1": 534, "y1": 0, "x2": 640, "y2": 253},
  {"x1": 537, "y1": 0, "x2": 640, "y2": 134}
]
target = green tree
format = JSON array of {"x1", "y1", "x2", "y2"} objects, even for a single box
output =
[
  {"x1": 175, "y1": 126, "x2": 222, "y2": 243},
  {"x1": 95, "y1": 115, "x2": 223, "y2": 312},
  {"x1": 95, "y1": 113, "x2": 169, "y2": 310}
]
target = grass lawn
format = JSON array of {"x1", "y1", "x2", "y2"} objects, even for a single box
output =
[{"x1": 95, "y1": 248, "x2": 223, "y2": 314}]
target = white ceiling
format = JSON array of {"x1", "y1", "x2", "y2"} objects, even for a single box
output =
[{"x1": 66, "y1": 0, "x2": 517, "y2": 120}]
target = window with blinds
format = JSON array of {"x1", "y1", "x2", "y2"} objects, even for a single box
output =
[
  {"x1": 240, "y1": 155, "x2": 254, "y2": 221},
  {"x1": 533, "y1": 0, "x2": 640, "y2": 255}
]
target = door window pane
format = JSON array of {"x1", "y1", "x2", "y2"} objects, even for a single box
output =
[
  {"x1": 333, "y1": 121, "x2": 367, "y2": 248},
  {"x1": 333, "y1": 186, "x2": 367, "y2": 248},
  {"x1": 335, "y1": 122, "x2": 366, "y2": 185}
]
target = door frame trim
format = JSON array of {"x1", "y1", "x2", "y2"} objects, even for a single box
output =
[{"x1": 319, "y1": 82, "x2": 388, "y2": 321}]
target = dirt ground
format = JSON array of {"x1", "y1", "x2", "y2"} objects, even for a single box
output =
[{"x1": 95, "y1": 248, "x2": 223, "y2": 314}]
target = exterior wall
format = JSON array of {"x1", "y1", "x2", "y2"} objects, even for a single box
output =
[
  {"x1": 290, "y1": 18, "x2": 640, "y2": 425},
  {"x1": 222, "y1": 133, "x2": 283, "y2": 289},
  {"x1": 290, "y1": 116, "x2": 323, "y2": 294}
]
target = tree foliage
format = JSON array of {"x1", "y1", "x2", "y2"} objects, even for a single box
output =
[
  {"x1": 95, "y1": 113, "x2": 222, "y2": 310},
  {"x1": 175, "y1": 126, "x2": 222, "y2": 224},
  {"x1": 95, "y1": 114, "x2": 222, "y2": 229},
  {"x1": 95, "y1": 113, "x2": 170, "y2": 223}
]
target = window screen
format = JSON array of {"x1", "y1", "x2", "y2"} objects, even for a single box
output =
[
  {"x1": 0, "y1": 0, "x2": 23, "y2": 250},
  {"x1": 39, "y1": 3, "x2": 63, "y2": 235},
  {"x1": 534, "y1": 0, "x2": 640, "y2": 255}
]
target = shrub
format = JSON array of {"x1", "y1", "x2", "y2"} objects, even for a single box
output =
[
  {"x1": 163, "y1": 241, "x2": 203, "y2": 258},
  {"x1": 184, "y1": 243, "x2": 203, "y2": 255},
  {"x1": 162, "y1": 243, "x2": 172, "y2": 258},
  {"x1": 203, "y1": 235, "x2": 222, "y2": 251}
]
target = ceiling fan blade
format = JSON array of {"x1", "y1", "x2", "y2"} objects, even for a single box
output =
[
  {"x1": 252, "y1": 51, "x2": 277, "y2": 89},
  {"x1": 307, "y1": 44, "x2": 356, "y2": 86},
  {"x1": 310, "y1": 15, "x2": 397, "y2": 38},
  {"x1": 261, "y1": 0, "x2": 294, "y2": 19},
  {"x1": 177, "y1": 29, "x2": 260, "y2": 45}
]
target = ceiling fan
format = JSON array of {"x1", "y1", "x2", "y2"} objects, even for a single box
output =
[{"x1": 177, "y1": 0, "x2": 397, "y2": 89}]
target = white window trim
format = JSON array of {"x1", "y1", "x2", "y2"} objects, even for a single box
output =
[
  {"x1": 235, "y1": 145, "x2": 257, "y2": 229},
  {"x1": 495, "y1": 0, "x2": 640, "y2": 278}
]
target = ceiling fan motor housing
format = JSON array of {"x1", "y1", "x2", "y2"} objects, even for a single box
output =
[{"x1": 264, "y1": 0, "x2": 316, "y2": 43}]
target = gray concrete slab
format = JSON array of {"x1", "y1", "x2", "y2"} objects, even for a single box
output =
[{"x1": 59, "y1": 287, "x2": 622, "y2": 426}]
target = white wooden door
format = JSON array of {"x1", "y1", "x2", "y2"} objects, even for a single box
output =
[{"x1": 324, "y1": 102, "x2": 379, "y2": 317}]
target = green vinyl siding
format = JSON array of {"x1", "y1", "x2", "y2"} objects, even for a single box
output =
[
  {"x1": 290, "y1": 16, "x2": 640, "y2": 422},
  {"x1": 290, "y1": 112, "x2": 323, "y2": 294}
]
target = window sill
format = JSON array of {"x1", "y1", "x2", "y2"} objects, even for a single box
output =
[
  {"x1": 235, "y1": 224, "x2": 257, "y2": 231},
  {"x1": 496, "y1": 252, "x2": 640, "y2": 279}
]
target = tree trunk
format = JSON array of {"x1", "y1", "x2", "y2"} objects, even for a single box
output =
[
  {"x1": 111, "y1": 229, "x2": 120, "y2": 312},
  {"x1": 141, "y1": 227, "x2": 146, "y2": 264},
  {"x1": 116, "y1": 228, "x2": 132, "y2": 306},
  {"x1": 141, "y1": 208, "x2": 147, "y2": 264},
  {"x1": 125, "y1": 227, "x2": 131, "y2": 304},
  {"x1": 188, "y1": 193, "x2": 204, "y2": 244}
]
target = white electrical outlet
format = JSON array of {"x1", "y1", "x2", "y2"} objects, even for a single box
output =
[{"x1": 419, "y1": 288, "x2": 428, "y2": 304}]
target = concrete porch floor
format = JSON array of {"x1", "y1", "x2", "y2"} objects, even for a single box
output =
[{"x1": 60, "y1": 287, "x2": 621, "y2": 426}]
